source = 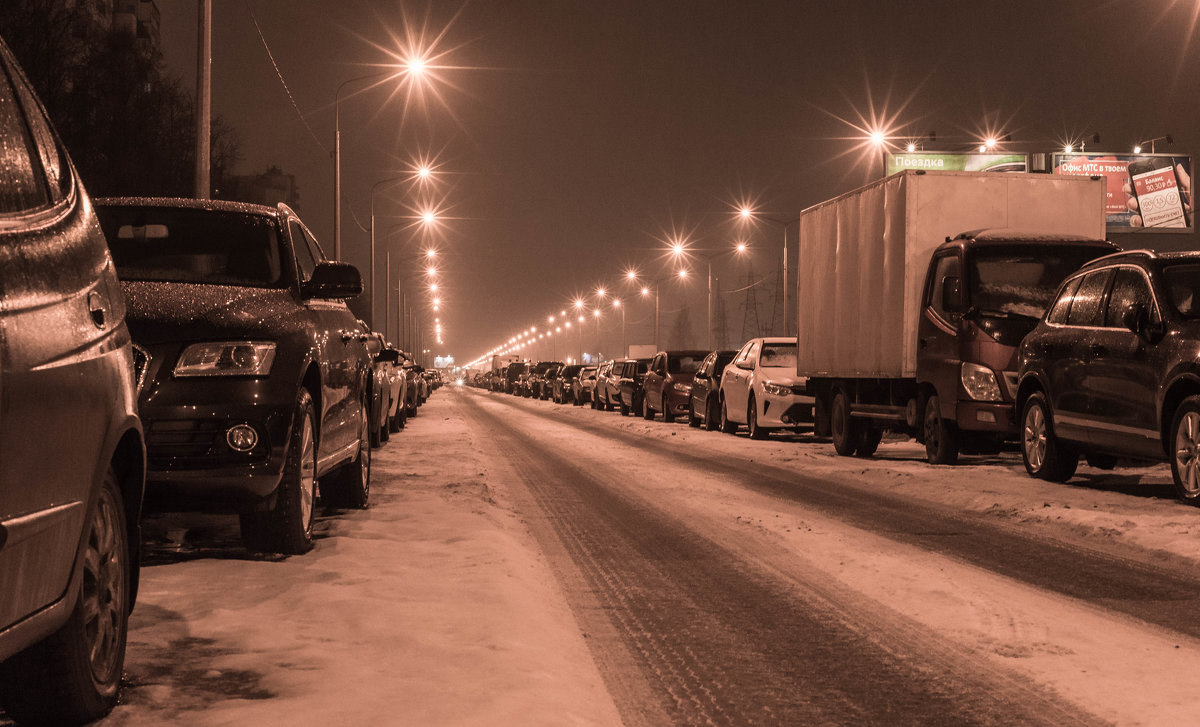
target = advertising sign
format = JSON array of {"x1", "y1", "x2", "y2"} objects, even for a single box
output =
[
  {"x1": 886, "y1": 152, "x2": 1028, "y2": 175},
  {"x1": 1051, "y1": 152, "x2": 1193, "y2": 232}
]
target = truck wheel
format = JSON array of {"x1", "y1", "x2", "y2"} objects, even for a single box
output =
[
  {"x1": 241, "y1": 389, "x2": 317, "y2": 554},
  {"x1": 856, "y1": 427, "x2": 883, "y2": 457},
  {"x1": 830, "y1": 389, "x2": 859, "y2": 456},
  {"x1": 0, "y1": 467, "x2": 130, "y2": 725},
  {"x1": 323, "y1": 397, "x2": 372, "y2": 510},
  {"x1": 662, "y1": 395, "x2": 675, "y2": 424},
  {"x1": 924, "y1": 395, "x2": 960, "y2": 465},
  {"x1": 1170, "y1": 396, "x2": 1200, "y2": 503},
  {"x1": 719, "y1": 396, "x2": 737, "y2": 434},
  {"x1": 747, "y1": 396, "x2": 768, "y2": 440},
  {"x1": 1021, "y1": 392, "x2": 1076, "y2": 482}
]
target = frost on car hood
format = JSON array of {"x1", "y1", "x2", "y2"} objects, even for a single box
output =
[{"x1": 121, "y1": 280, "x2": 300, "y2": 343}]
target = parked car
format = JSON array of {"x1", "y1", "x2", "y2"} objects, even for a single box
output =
[
  {"x1": 643, "y1": 350, "x2": 709, "y2": 422},
  {"x1": 0, "y1": 38, "x2": 146, "y2": 725},
  {"x1": 592, "y1": 360, "x2": 617, "y2": 410},
  {"x1": 687, "y1": 350, "x2": 738, "y2": 429},
  {"x1": 399, "y1": 359, "x2": 422, "y2": 416},
  {"x1": 96, "y1": 197, "x2": 374, "y2": 554},
  {"x1": 529, "y1": 361, "x2": 562, "y2": 399},
  {"x1": 553, "y1": 364, "x2": 583, "y2": 403},
  {"x1": 358, "y1": 323, "x2": 390, "y2": 448},
  {"x1": 614, "y1": 358, "x2": 652, "y2": 416},
  {"x1": 505, "y1": 361, "x2": 529, "y2": 395},
  {"x1": 719, "y1": 337, "x2": 814, "y2": 439},
  {"x1": 574, "y1": 365, "x2": 598, "y2": 406},
  {"x1": 1017, "y1": 250, "x2": 1200, "y2": 502},
  {"x1": 381, "y1": 344, "x2": 408, "y2": 433}
]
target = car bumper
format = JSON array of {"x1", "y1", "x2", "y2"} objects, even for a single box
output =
[
  {"x1": 956, "y1": 400, "x2": 1016, "y2": 434},
  {"x1": 760, "y1": 394, "x2": 815, "y2": 427}
]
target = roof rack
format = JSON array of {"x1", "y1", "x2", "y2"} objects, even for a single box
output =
[{"x1": 1086, "y1": 249, "x2": 1157, "y2": 266}]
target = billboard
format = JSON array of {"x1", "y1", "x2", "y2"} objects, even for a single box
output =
[
  {"x1": 1051, "y1": 152, "x2": 1193, "y2": 233},
  {"x1": 886, "y1": 151, "x2": 1028, "y2": 175}
]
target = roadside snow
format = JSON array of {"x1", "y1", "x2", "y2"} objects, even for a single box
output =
[{"x1": 101, "y1": 394, "x2": 623, "y2": 727}]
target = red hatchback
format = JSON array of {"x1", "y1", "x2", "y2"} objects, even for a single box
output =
[{"x1": 642, "y1": 350, "x2": 710, "y2": 422}]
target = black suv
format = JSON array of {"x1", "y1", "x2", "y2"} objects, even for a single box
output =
[
  {"x1": 613, "y1": 358, "x2": 652, "y2": 416},
  {"x1": 528, "y1": 361, "x2": 563, "y2": 399},
  {"x1": 0, "y1": 38, "x2": 145, "y2": 724},
  {"x1": 1017, "y1": 250, "x2": 1200, "y2": 502},
  {"x1": 96, "y1": 198, "x2": 373, "y2": 554}
]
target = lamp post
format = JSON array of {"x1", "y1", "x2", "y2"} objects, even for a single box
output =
[
  {"x1": 738, "y1": 208, "x2": 801, "y2": 337},
  {"x1": 613, "y1": 299, "x2": 625, "y2": 357},
  {"x1": 702, "y1": 242, "x2": 749, "y2": 350}
]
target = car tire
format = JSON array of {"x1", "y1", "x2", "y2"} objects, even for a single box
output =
[
  {"x1": 0, "y1": 467, "x2": 130, "y2": 725},
  {"x1": 1170, "y1": 396, "x2": 1200, "y2": 503},
  {"x1": 719, "y1": 395, "x2": 737, "y2": 434},
  {"x1": 830, "y1": 389, "x2": 859, "y2": 457},
  {"x1": 323, "y1": 396, "x2": 373, "y2": 510},
  {"x1": 662, "y1": 394, "x2": 675, "y2": 424},
  {"x1": 747, "y1": 395, "x2": 768, "y2": 440},
  {"x1": 240, "y1": 388, "x2": 318, "y2": 554},
  {"x1": 687, "y1": 399, "x2": 700, "y2": 428},
  {"x1": 924, "y1": 395, "x2": 961, "y2": 466},
  {"x1": 642, "y1": 394, "x2": 655, "y2": 420},
  {"x1": 620, "y1": 397, "x2": 630, "y2": 416},
  {"x1": 1020, "y1": 392, "x2": 1077, "y2": 482},
  {"x1": 704, "y1": 397, "x2": 719, "y2": 431},
  {"x1": 379, "y1": 415, "x2": 390, "y2": 443}
]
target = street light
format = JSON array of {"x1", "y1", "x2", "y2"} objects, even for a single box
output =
[
  {"x1": 613, "y1": 298, "x2": 625, "y2": 355},
  {"x1": 698, "y1": 241, "x2": 750, "y2": 349}
]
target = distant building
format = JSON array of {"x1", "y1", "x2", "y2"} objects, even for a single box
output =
[
  {"x1": 111, "y1": 0, "x2": 160, "y2": 57},
  {"x1": 221, "y1": 166, "x2": 302, "y2": 209}
]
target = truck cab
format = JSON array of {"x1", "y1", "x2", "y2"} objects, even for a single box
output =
[{"x1": 915, "y1": 231, "x2": 1116, "y2": 461}]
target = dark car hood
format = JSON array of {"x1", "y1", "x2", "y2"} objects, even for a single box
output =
[{"x1": 122, "y1": 281, "x2": 300, "y2": 343}]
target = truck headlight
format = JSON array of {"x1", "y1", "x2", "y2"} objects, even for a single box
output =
[
  {"x1": 175, "y1": 342, "x2": 277, "y2": 377},
  {"x1": 960, "y1": 362, "x2": 1002, "y2": 402},
  {"x1": 762, "y1": 382, "x2": 791, "y2": 397}
]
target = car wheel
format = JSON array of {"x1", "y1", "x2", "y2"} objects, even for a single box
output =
[
  {"x1": 388, "y1": 411, "x2": 401, "y2": 433},
  {"x1": 687, "y1": 399, "x2": 700, "y2": 428},
  {"x1": 830, "y1": 389, "x2": 859, "y2": 456},
  {"x1": 924, "y1": 395, "x2": 960, "y2": 466},
  {"x1": 591, "y1": 393, "x2": 599, "y2": 410},
  {"x1": 704, "y1": 397, "x2": 719, "y2": 431},
  {"x1": 748, "y1": 395, "x2": 768, "y2": 440},
  {"x1": 1171, "y1": 396, "x2": 1200, "y2": 503},
  {"x1": 240, "y1": 388, "x2": 318, "y2": 554},
  {"x1": 1020, "y1": 392, "x2": 1077, "y2": 482},
  {"x1": 619, "y1": 397, "x2": 630, "y2": 416},
  {"x1": 662, "y1": 394, "x2": 675, "y2": 424},
  {"x1": 719, "y1": 395, "x2": 737, "y2": 434},
  {"x1": 642, "y1": 394, "x2": 655, "y2": 420},
  {"x1": 323, "y1": 396, "x2": 373, "y2": 510},
  {"x1": 0, "y1": 468, "x2": 129, "y2": 725},
  {"x1": 379, "y1": 414, "x2": 390, "y2": 443}
]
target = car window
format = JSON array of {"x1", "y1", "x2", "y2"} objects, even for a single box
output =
[
  {"x1": 1046, "y1": 275, "x2": 1083, "y2": 325},
  {"x1": 100, "y1": 206, "x2": 286, "y2": 287},
  {"x1": 669, "y1": 355, "x2": 704, "y2": 374},
  {"x1": 1104, "y1": 268, "x2": 1157, "y2": 328},
  {"x1": 1164, "y1": 263, "x2": 1200, "y2": 319},
  {"x1": 291, "y1": 220, "x2": 317, "y2": 281},
  {"x1": 735, "y1": 341, "x2": 758, "y2": 366},
  {"x1": 1065, "y1": 269, "x2": 1113, "y2": 327},
  {"x1": 759, "y1": 343, "x2": 797, "y2": 368},
  {"x1": 0, "y1": 59, "x2": 49, "y2": 214},
  {"x1": 927, "y1": 252, "x2": 963, "y2": 322}
]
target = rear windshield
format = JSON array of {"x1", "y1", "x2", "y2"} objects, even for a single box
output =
[
  {"x1": 759, "y1": 343, "x2": 797, "y2": 368},
  {"x1": 1163, "y1": 263, "x2": 1200, "y2": 318},
  {"x1": 98, "y1": 206, "x2": 286, "y2": 287}
]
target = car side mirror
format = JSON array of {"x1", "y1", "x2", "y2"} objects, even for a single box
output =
[
  {"x1": 695, "y1": 371, "x2": 708, "y2": 380},
  {"x1": 941, "y1": 276, "x2": 963, "y2": 313},
  {"x1": 302, "y1": 261, "x2": 362, "y2": 299},
  {"x1": 1122, "y1": 303, "x2": 1148, "y2": 334},
  {"x1": 736, "y1": 358, "x2": 754, "y2": 370}
]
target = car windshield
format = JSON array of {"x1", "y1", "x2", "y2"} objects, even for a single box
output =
[
  {"x1": 668, "y1": 355, "x2": 704, "y2": 374},
  {"x1": 968, "y1": 244, "x2": 1109, "y2": 320},
  {"x1": 759, "y1": 343, "x2": 796, "y2": 368},
  {"x1": 99, "y1": 206, "x2": 286, "y2": 287},
  {"x1": 1163, "y1": 263, "x2": 1200, "y2": 318}
]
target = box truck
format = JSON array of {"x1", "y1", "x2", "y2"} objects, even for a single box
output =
[{"x1": 797, "y1": 170, "x2": 1116, "y2": 464}]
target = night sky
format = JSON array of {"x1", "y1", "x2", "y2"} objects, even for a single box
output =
[{"x1": 160, "y1": 0, "x2": 1200, "y2": 364}]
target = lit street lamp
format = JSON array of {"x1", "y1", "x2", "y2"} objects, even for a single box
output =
[{"x1": 738, "y1": 208, "x2": 800, "y2": 337}]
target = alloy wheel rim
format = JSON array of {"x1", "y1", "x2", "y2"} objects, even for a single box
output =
[
  {"x1": 1023, "y1": 405, "x2": 1047, "y2": 471},
  {"x1": 299, "y1": 414, "x2": 315, "y2": 530},
  {"x1": 1175, "y1": 411, "x2": 1200, "y2": 496},
  {"x1": 83, "y1": 486, "x2": 125, "y2": 681}
]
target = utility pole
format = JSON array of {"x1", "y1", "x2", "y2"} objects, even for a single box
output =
[{"x1": 194, "y1": 0, "x2": 211, "y2": 199}]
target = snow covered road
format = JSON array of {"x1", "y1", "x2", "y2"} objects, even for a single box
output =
[{"x1": 18, "y1": 384, "x2": 1200, "y2": 726}]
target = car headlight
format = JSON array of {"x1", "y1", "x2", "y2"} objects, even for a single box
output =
[
  {"x1": 762, "y1": 381, "x2": 791, "y2": 397},
  {"x1": 174, "y1": 342, "x2": 277, "y2": 377},
  {"x1": 672, "y1": 382, "x2": 692, "y2": 393},
  {"x1": 960, "y1": 362, "x2": 1002, "y2": 401}
]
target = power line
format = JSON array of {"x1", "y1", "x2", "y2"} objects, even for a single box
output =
[{"x1": 243, "y1": 0, "x2": 328, "y2": 156}]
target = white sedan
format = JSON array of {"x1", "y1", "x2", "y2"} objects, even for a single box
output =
[{"x1": 718, "y1": 337, "x2": 814, "y2": 439}]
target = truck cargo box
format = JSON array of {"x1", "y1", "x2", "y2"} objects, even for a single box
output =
[{"x1": 795, "y1": 170, "x2": 1105, "y2": 379}]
